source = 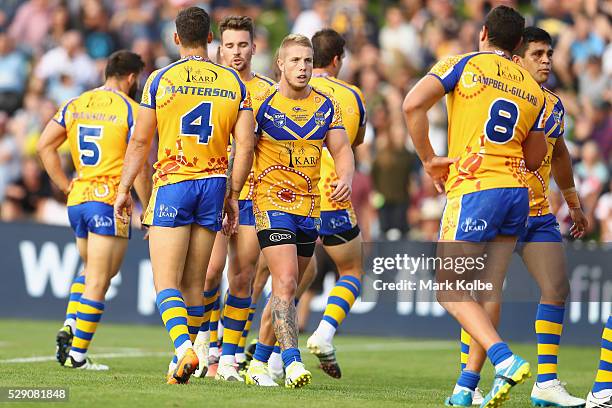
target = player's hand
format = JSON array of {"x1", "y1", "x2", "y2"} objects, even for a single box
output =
[
  {"x1": 114, "y1": 191, "x2": 133, "y2": 224},
  {"x1": 330, "y1": 179, "x2": 352, "y2": 202},
  {"x1": 423, "y1": 156, "x2": 459, "y2": 193},
  {"x1": 223, "y1": 197, "x2": 239, "y2": 236},
  {"x1": 569, "y1": 207, "x2": 588, "y2": 238}
]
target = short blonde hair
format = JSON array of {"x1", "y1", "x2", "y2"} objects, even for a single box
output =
[{"x1": 278, "y1": 34, "x2": 313, "y2": 58}]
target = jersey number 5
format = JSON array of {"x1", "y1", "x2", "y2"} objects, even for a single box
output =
[
  {"x1": 181, "y1": 102, "x2": 214, "y2": 144},
  {"x1": 78, "y1": 125, "x2": 103, "y2": 166},
  {"x1": 484, "y1": 98, "x2": 519, "y2": 144}
]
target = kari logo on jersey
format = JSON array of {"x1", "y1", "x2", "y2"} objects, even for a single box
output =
[
  {"x1": 460, "y1": 217, "x2": 487, "y2": 233},
  {"x1": 269, "y1": 232, "x2": 292, "y2": 242},
  {"x1": 273, "y1": 113, "x2": 286, "y2": 128},
  {"x1": 93, "y1": 215, "x2": 113, "y2": 228},
  {"x1": 157, "y1": 204, "x2": 178, "y2": 219}
]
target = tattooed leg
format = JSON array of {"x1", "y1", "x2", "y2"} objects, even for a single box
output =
[{"x1": 270, "y1": 295, "x2": 298, "y2": 350}]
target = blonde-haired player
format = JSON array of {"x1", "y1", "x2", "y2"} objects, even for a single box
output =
[{"x1": 244, "y1": 34, "x2": 355, "y2": 388}]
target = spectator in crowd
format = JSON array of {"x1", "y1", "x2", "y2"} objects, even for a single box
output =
[
  {"x1": 2, "y1": 156, "x2": 54, "y2": 221},
  {"x1": 0, "y1": 31, "x2": 28, "y2": 114},
  {"x1": 109, "y1": 0, "x2": 156, "y2": 48},
  {"x1": 35, "y1": 31, "x2": 99, "y2": 92},
  {"x1": 0, "y1": 112, "x2": 20, "y2": 203},
  {"x1": 8, "y1": 0, "x2": 56, "y2": 54},
  {"x1": 371, "y1": 127, "x2": 416, "y2": 240},
  {"x1": 595, "y1": 180, "x2": 612, "y2": 242},
  {"x1": 80, "y1": 0, "x2": 119, "y2": 61},
  {"x1": 379, "y1": 5, "x2": 422, "y2": 71},
  {"x1": 292, "y1": 0, "x2": 330, "y2": 39}
]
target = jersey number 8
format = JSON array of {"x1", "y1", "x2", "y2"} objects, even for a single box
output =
[
  {"x1": 484, "y1": 98, "x2": 519, "y2": 144},
  {"x1": 181, "y1": 102, "x2": 214, "y2": 144},
  {"x1": 78, "y1": 125, "x2": 103, "y2": 166}
]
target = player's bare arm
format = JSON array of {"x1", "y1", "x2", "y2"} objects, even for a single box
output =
[
  {"x1": 551, "y1": 136, "x2": 588, "y2": 237},
  {"x1": 115, "y1": 106, "x2": 156, "y2": 222},
  {"x1": 133, "y1": 161, "x2": 153, "y2": 214},
  {"x1": 353, "y1": 125, "x2": 366, "y2": 147},
  {"x1": 224, "y1": 107, "x2": 255, "y2": 234},
  {"x1": 522, "y1": 129, "x2": 547, "y2": 171},
  {"x1": 326, "y1": 127, "x2": 354, "y2": 202},
  {"x1": 402, "y1": 75, "x2": 458, "y2": 193},
  {"x1": 37, "y1": 121, "x2": 71, "y2": 195}
]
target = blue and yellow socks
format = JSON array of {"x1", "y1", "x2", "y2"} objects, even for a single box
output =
[
  {"x1": 236, "y1": 302, "x2": 257, "y2": 362},
  {"x1": 69, "y1": 297, "x2": 104, "y2": 362},
  {"x1": 592, "y1": 315, "x2": 612, "y2": 398},
  {"x1": 156, "y1": 288, "x2": 191, "y2": 359},
  {"x1": 535, "y1": 304, "x2": 565, "y2": 385},
  {"x1": 219, "y1": 293, "x2": 251, "y2": 365},
  {"x1": 460, "y1": 328, "x2": 471, "y2": 371},
  {"x1": 63, "y1": 274, "x2": 86, "y2": 331},
  {"x1": 315, "y1": 275, "x2": 361, "y2": 342}
]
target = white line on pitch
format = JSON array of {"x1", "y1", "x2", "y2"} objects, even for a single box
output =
[{"x1": 0, "y1": 341, "x2": 454, "y2": 364}]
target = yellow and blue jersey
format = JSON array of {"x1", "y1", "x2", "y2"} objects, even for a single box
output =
[
  {"x1": 140, "y1": 55, "x2": 252, "y2": 188},
  {"x1": 310, "y1": 74, "x2": 366, "y2": 212},
  {"x1": 526, "y1": 88, "x2": 565, "y2": 217},
  {"x1": 428, "y1": 51, "x2": 546, "y2": 198},
  {"x1": 237, "y1": 72, "x2": 275, "y2": 201},
  {"x1": 253, "y1": 85, "x2": 344, "y2": 218},
  {"x1": 53, "y1": 87, "x2": 137, "y2": 207}
]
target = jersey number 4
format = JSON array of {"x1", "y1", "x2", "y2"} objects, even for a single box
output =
[
  {"x1": 78, "y1": 125, "x2": 103, "y2": 166},
  {"x1": 484, "y1": 98, "x2": 519, "y2": 144},
  {"x1": 181, "y1": 102, "x2": 214, "y2": 144}
]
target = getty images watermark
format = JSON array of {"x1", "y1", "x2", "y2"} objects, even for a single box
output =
[
  {"x1": 360, "y1": 241, "x2": 612, "y2": 303},
  {"x1": 371, "y1": 252, "x2": 492, "y2": 292}
]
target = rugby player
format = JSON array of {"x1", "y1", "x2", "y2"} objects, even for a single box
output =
[
  {"x1": 454, "y1": 27, "x2": 588, "y2": 408},
  {"x1": 402, "y1": 6, "x2": 547, "y2": 407},
  {"x1": 244, "y1": 34, "x2": 355, "y2": 388},
  {"x1": 190, "y1": 15, "x2": 275, "y2": 381},
  {"x1": 38, "y1": 50, "x2": 148, "y2": 370},
  {"x1": 114, "y1": 7, "x2": 254, "y2": 384}
]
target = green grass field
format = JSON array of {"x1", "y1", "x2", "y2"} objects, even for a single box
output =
[{"x1": 0, "y1": 319, "x2": 599, "y2": 407}]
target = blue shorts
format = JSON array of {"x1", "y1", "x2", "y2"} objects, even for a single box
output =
[
  {"x1": 518, "y1": 213, "x2": 562, "y2": 243},
  {"x1": 319, "y1": 208, "x2": 357, "y2": 236},
  {"x1": 144, "y1": 177, "x2": 226, "y2": 231},
  {"x1": 239, "y1": 200, "x2": 255, "y2": 227},
  {"x1": 255, "y1": 210, "x2": 320, "y2": 257},
  {"x1": 68, "y1": 202, "x2": 130, "y2": 239},
  {"x1": 440, "y1": 187, "x2": 529, "y2": 242}
]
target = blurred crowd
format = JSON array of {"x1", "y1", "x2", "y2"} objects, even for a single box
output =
[{"x1": 0, "y1": 0, "x2": 610, "y2": 242}]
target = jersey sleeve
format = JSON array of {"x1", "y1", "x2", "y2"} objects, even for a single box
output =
[
  {"x1": 127, "y1": 100, "x2": 139, "y2": 141},
  {"x1": 354, "y1": 86, "x2": 367, "y2": 127},
  {"x1": 329, "y1": 96, "x2": 344, "y2": 130},
  {"x1": 240, "y1": 89, "x2": 253, "y2": 111},
  {"x1": 427, "y1": 53, "x2": 473, "y2": 94},
  {"x1": 556, "y1": 100, "x2": 565, "y2": 137},
  {"x1": 140, "y1": 69, "x2": 160, "y2": 109},
  {"x1": 530, "y1": 98, "x2": 546, "y2": 132},
  {"x1": 52, "y1": 97, "x2": 76, "y2": 128}
]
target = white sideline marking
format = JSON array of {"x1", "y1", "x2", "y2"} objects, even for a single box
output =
[
  {"x1": 0, "y1": 351, "x2": 170, "y2": 364},
  {"x1": 0, "y1": 341, "x2": 454, "y2": 364}
]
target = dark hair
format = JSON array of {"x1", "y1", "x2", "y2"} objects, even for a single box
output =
[
  {"x1": 219, "y1": 15, "x2": 254, "y2": 41},
  {"x1": 484, "y1": 5, "x2": 525, "y2": 53},
  {"x1": 312, "y1": 29, "x2": 345, "y2": 68},
  {"x1": 175, "y1": 6, "x2": 211, "y2": 48},
  {"x1": 105, "y1": 50, "x2": 144, "y2": 79},
  {"x1": 514, "y1": 26, "x2": 552, "y2": 57}
]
